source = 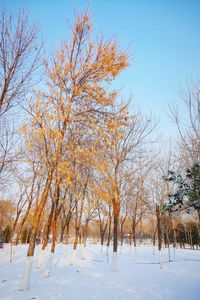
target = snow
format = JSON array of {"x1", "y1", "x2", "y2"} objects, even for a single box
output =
[{"x1": 0, "y1": 243, "x2": 200, "y2": 300}]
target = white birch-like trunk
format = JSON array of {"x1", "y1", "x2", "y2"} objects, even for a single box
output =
[
  {"x1": 111, "y1": 251, "x2": 117, "y2": 272},
  {"x1": 65, "y1": 243, "x2": 68, "y2": 255},
  {"x1": 168, "y1": 245, "x2": 171, "y2": 262},
  {"x1": 133, "y1": 245, "x2": 137, "y2": 260},
  {"x1": 130, "y1": 244, "x2": 133, "y2": 256},
  {"x1": 159, "y1": 249, "x2": 163, "y2": 269},
  {"x1": 10, "y1": 244, "x2": 13, "y2": 262},
  {"x1": 44, "y1": 252, "x2": 54, "y2": 277},
  {"x1": 36, "y1": 249, "x2": 46, "y2": 269},
  {"x1": 81, "y1": 244, "x2": 85, "y2": 259},
  {"x1": 100, "y1": 244, "x2": 103, "y2": 254},
  {"x1": 70, "y1": 249, "x2": 77, "y2": 265},
  {"x1": 20, "y1": 256, "x2": 33, "y2": 290},
  {"x1": 152, "y1": 245, "x2": 156, "y2": 255},
  {"x1": 173, "y1": 246, "x2": 176, "y2": 260},
  {"x1": 106, "y1": 245, "x2": 109, "y2": 263}
]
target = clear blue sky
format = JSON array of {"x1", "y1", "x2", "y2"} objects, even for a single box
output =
[{"x1": 2, "y1": 0, "x2": 200, "y2": 139}]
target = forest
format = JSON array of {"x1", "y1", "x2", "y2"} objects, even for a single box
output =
[{"x1": 0, "y1": 7, "x2": 199, "y2": 294}]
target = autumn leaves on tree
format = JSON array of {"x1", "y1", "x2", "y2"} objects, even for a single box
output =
[
  {"x1": 21, "y1": 11, "x2": 130, "y2": 259},
  {"x1": 0, "y1": 8, "x2": 156, "y2": 290}
]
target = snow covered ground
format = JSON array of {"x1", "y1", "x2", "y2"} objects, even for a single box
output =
[{"x1": 0, "y1": 243, "x2": 200, "y2": 300}]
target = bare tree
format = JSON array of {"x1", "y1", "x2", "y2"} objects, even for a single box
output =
[
  {"x1": 0, "y1": 9, "x2": 42, "y2": 116},
  {"x1": 169, "y1": 80, "x2": 200, "y2": 165},
  {"x1": 0, "y1": 119, "x2": 15, "y2": 187},
  {"x1": 0, "y1": 9, "x2": 42, "y2": 194}
]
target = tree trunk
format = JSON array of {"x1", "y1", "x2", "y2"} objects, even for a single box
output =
[
  {"x1": 129, "y1": 230, "x2": 133, "y2": 246},
  {"x1": 83, "y1": 220, "x2": 89, "y2": 247},
  {"x1": 11, "y1": 213, "x2": 20, "y2": 243},
  {"x1": 45, "y1": 184, "x2": 61, "y2": 277},
  {"x1": 16, "y1": 202, "x2": 32, "y2": 245},
  {"x1": 132, "y1": 222, "x2": 137, "y2": 247},
  {"x1": 60, "y1": 221, "x2": 66, "y2": 243},
  {"x1": 27, "y1": 174, "x2": 52, "y2": 257},
  {"x1": 107, "y1": 205, "x2": 112, "y2": 247},
  {"x1": 66, "y1": 223, "x2": 70, "y2": 244},
  {"x1": 111, "y1": 212, "x2": 119, "y2": 272},
  {"x1": 50, "y1": 218, "x2": 57, "y2": 254},
  {"x1": 111, "y1": 198, "x2": 120, "y2": 270},
  {"x1": 156, "y1": 204, "x2": 163, "y2": 269},
  {"x1": 73, "y1": 232, "x2": 79, "y2": 250},
  {"x1": 100, "y1": 231, "x2": 104, "y2": 246},
  {"x1": 21, "y1": 172, "x2": 52, "y2": 290},
  {"x1": 152, "y1": 223, "x2": 156, "y2": 255},
  {"x1": 120, "y1": 231, "x2": 124, "y2": 246},
  {"x1": 139, "y1": 220, "x2": 143, "y2": 244},
  {"x1": 113, "y1": 214, "x2": 118, "y2": 253},
  {"x1": 169, "y1": 213, "x2": 176, "y2": 259},
  {"x1": 42, "y1": 202, "x2": 55, "y2": 251}
]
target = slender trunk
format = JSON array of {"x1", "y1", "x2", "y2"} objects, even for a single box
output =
[
  {"x1": 16, "y1": 203, "x2": 32, "y2": 245},
  {"x1": 60, "y1": 220, "x2": 67, "y2": 243},
  {"x1": 44, "y1": 219, "x2": 57, "y2": 278},
  {"x1": 50, "y1": 186, "x2": 61, "y2": 252},
  {"x1": 106, "y1": 206, "x2": 112, "y2": 264},
  {"x1": 66, "y1": 222, "x2": 70, "y2": 244},
  {"x1": 120, "y1": 221, "x2": 124, "y2": 247},
  {"x1": 27, "y1": 174, "x2": 52, "y2": 257},
  {"x1": 42, "y1": 202, "x2": 55, "y2": 251},
  {"x1": 107, "y1": 205, "x2": 112, "y2": 247},
  {"x1": 166, "y1": 228, "x2": 171, "y2": 262},
  {"x1": 111, "y1": 212, "x2": 118, "y2": 273},
  {"x1": 152, "y1": 223, "x2": 156, "y2": 255},
  {"x1": 83, "y1": 220, "x2": 89, "y2": 247},
  {"x1": 73, "y1": 178, "x2": 88, "y2": 250},
  {"x1": 196, "y1": 209, "x2": 200, "y2": 244},
  {"x1": 18, "y1": 182, "x2": 39, "y2": 245},
  {"x1": 10, "y1": 213, "x2": 20, "y2": 262},
  {"x1": 132, "y1": 221, "x2": 137, "y2": 247},
  {"x1": 21, "y1": 172, "x2": 53, "y2": 290},
  {"x1": 100, "y1": 221, "x2": 107, "y2": 251},
  {"x1": 153, "y1": 229, "x2": 156, "y2": 246},
  {"x1": 189, "y1": 227, "x2": 193, "y2": 249},
  {"x1": 120, "y1": 231, "x2": 124, "y2": 246},
  {"x1": 169, "y1": 213, "x2": 176, "y2": 259},
  {"x1": 79, "y1": 233, "x2": 82, "y2": 244},
  {"x1": 156, "y1": 205, "x2": 162, "y2": 251},
  {"x1": 64, "y1": 209, "x2": 72, "y2": 244},
  {"x1": 50, "y1": 218, "x2": 57, "y2": 254},
  {"x1": 129, "y1": 230, "x2": 133, "y2": 246},
  {"x1": 139, "y1": 220, "x2": 143, "y2": 244},
  {"x1": 163, "y1": 221, "x2": 167, "y2": 247},
  {"x1": 111, "y1": 202, "x2": 119, "y2": 271},
  {"x1": 184, "y1": 226, "x2": 189, "y2": 245},
  {"x1": 156, "y1": 204, "x2": 163, "y2": 269},
  {"x1": 11, "y1": 213, "x2": 20, "y2": 243},
  {"x1": 73, "y1": 232, "x2": 79, "y2": 250},
  {"x1": 113, "y1": 214, "x2": 118, "y2": 253},
  {"x1": 100, "y1": 231, "x2": 104, "y2": 246},
  {"x1": 45, "y1": 184, "x2": 61, "y2": 277}
]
